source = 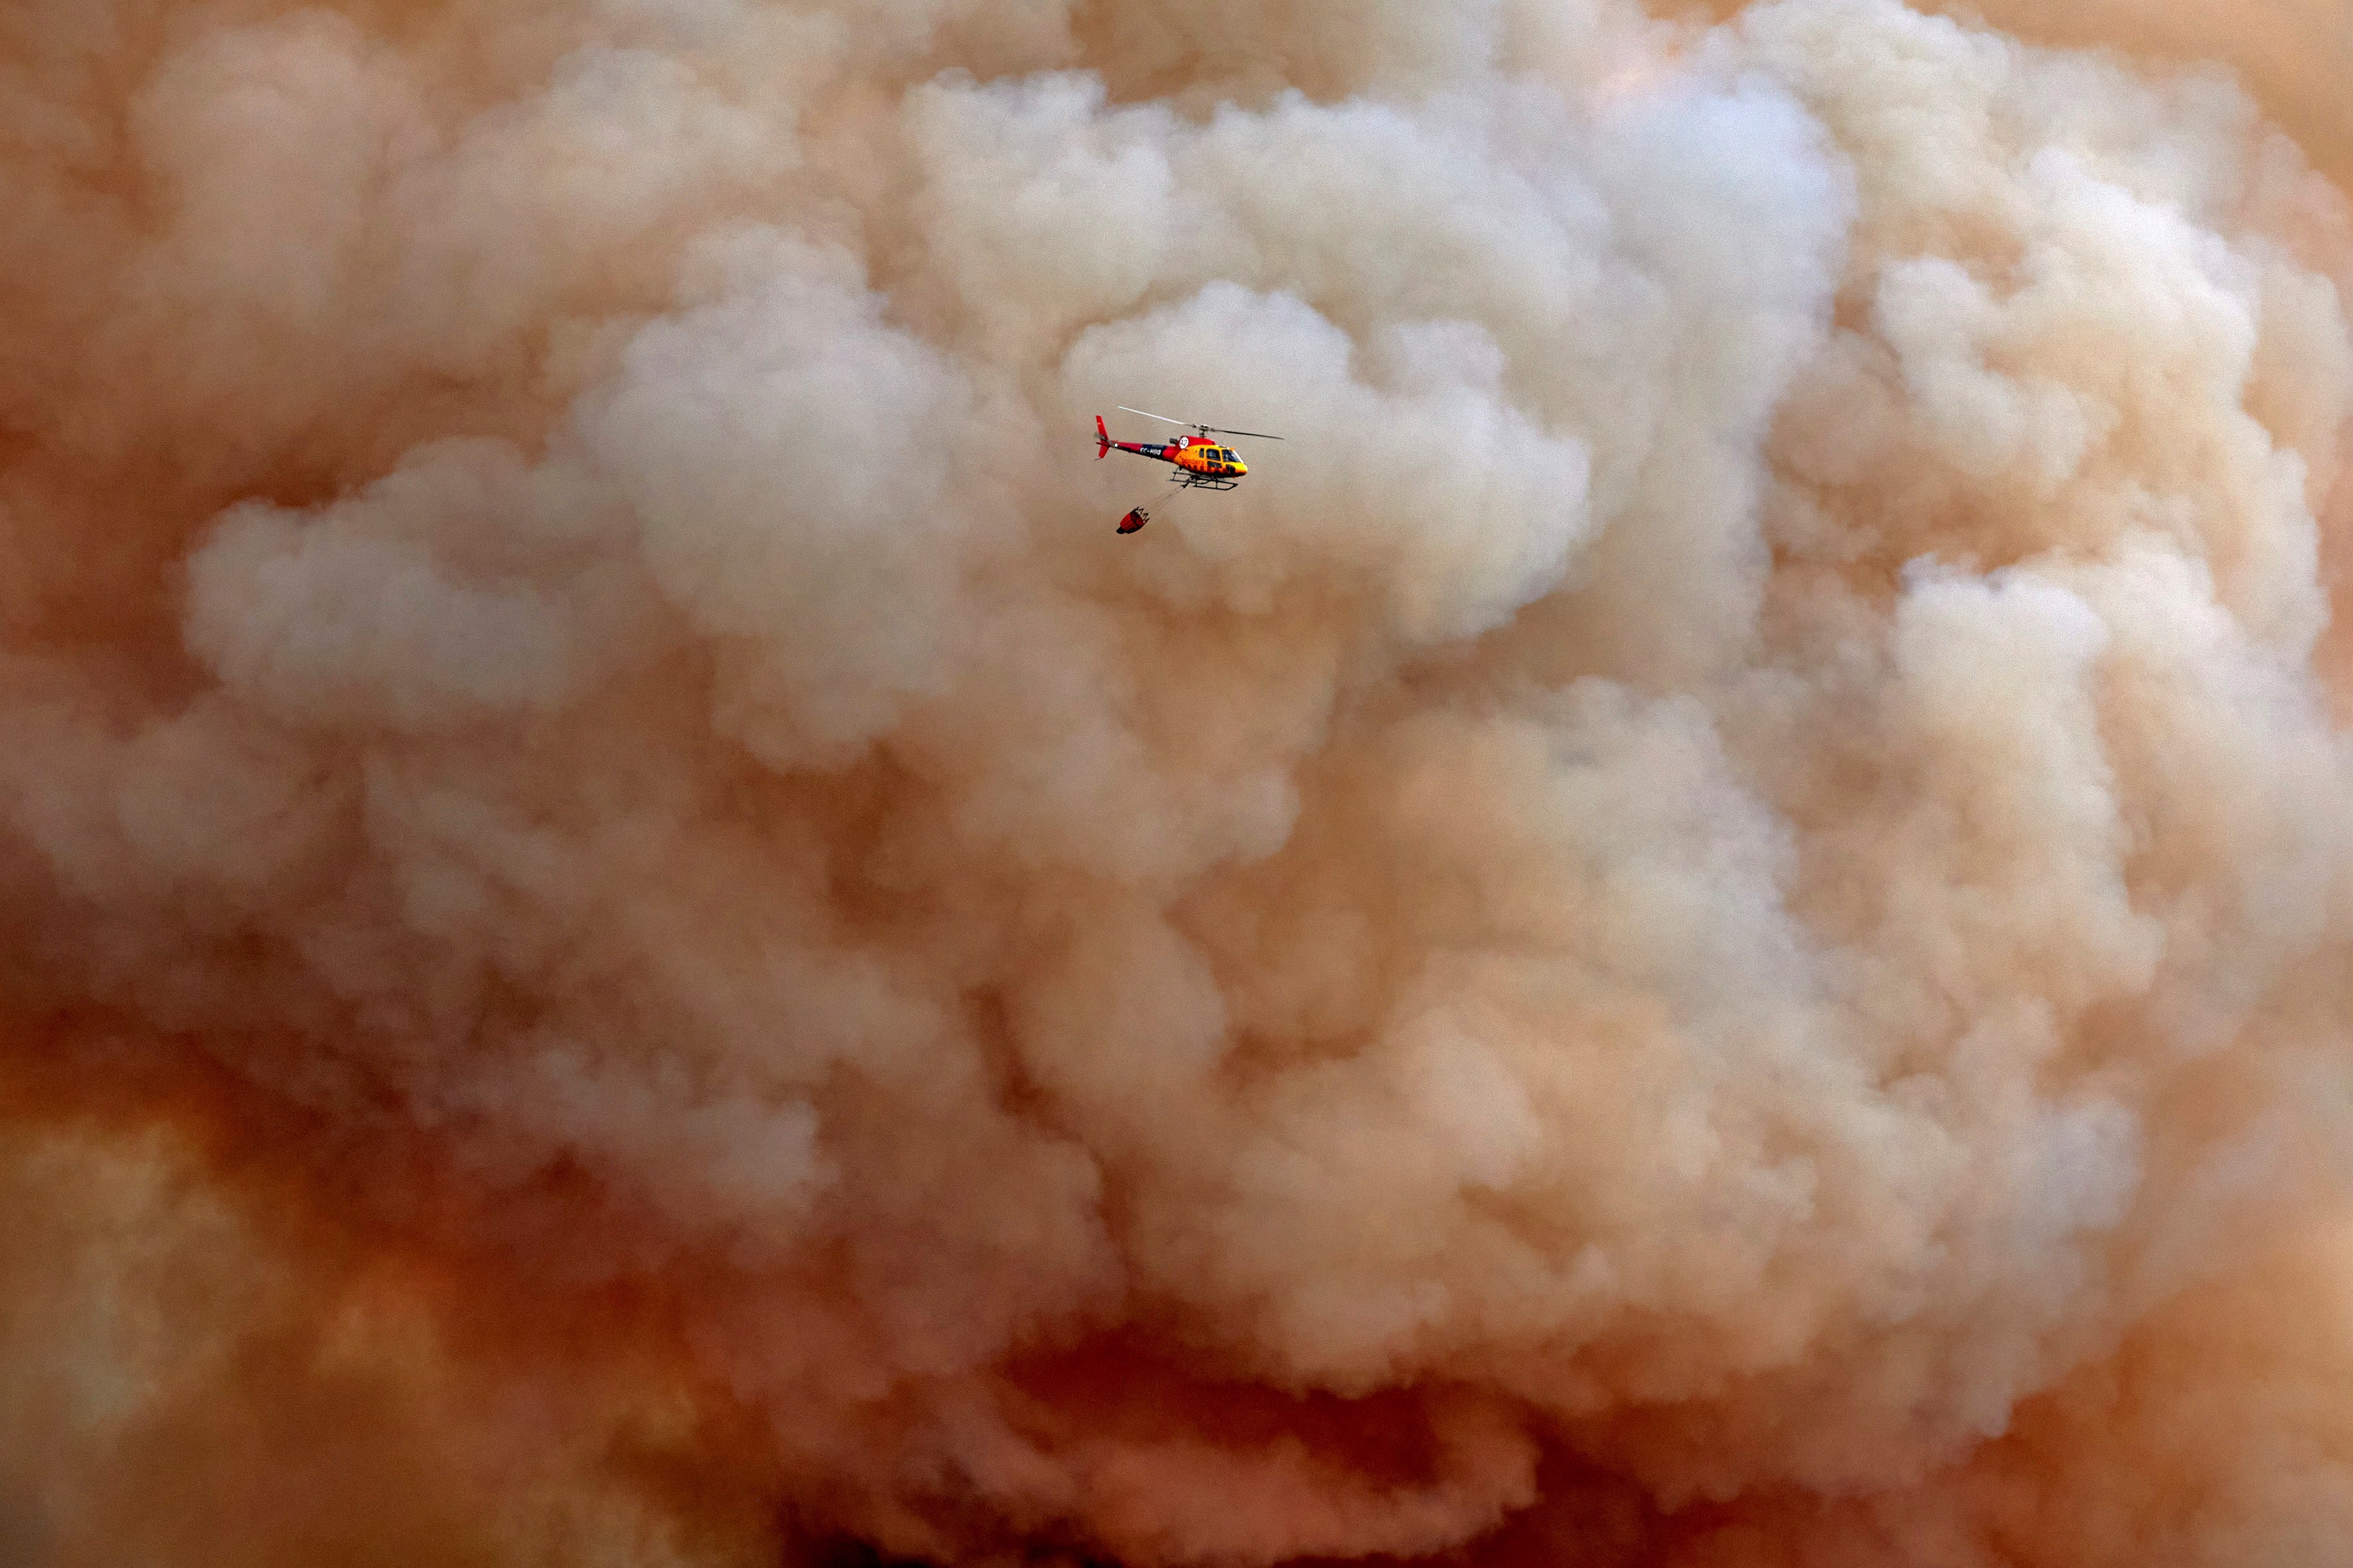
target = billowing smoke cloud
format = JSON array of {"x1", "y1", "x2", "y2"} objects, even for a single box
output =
[{"x1": 5, "y1": 0, "x2": 2353, "y2": 1563}]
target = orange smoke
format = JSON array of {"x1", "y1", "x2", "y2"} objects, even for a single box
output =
[{"x1": 6, "y1": 1, "x2": 2353, "y2": 1565}]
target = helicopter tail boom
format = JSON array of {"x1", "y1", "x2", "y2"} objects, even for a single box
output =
[{"x1": 1095, "y1": 416, "x2": 1178, "y2": 467}]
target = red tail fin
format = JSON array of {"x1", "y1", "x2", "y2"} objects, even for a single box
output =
[{"x1": 1095, "y1": 415, "x2": 1110, "y2": 457}]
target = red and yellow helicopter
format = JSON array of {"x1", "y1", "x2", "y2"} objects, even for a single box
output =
[{"x1": 1095, "y1": 406, "x2": 1282, "y2": 533}]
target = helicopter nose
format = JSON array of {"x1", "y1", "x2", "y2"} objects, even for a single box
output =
[{"x1": 1234, "y1": 459, "x2": 1248, "y2": 475}]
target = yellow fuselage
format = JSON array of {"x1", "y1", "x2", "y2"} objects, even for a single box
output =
[{"x1": 1172, "y1": 439, "x2": 1245, "y2": 477}]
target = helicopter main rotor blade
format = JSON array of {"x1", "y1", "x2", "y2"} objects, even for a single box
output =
[{"x1": 1117, "y1": 407, "x2": 1285, "y2": 440}]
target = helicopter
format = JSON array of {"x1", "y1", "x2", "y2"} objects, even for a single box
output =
[{"x1": 1096, "y1": 406, "x2": 1282, "y2": 533}]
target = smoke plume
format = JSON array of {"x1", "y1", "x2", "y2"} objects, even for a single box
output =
[{"x1": 5, "y1": 0, "x2": 2353, "y2": 1563}]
